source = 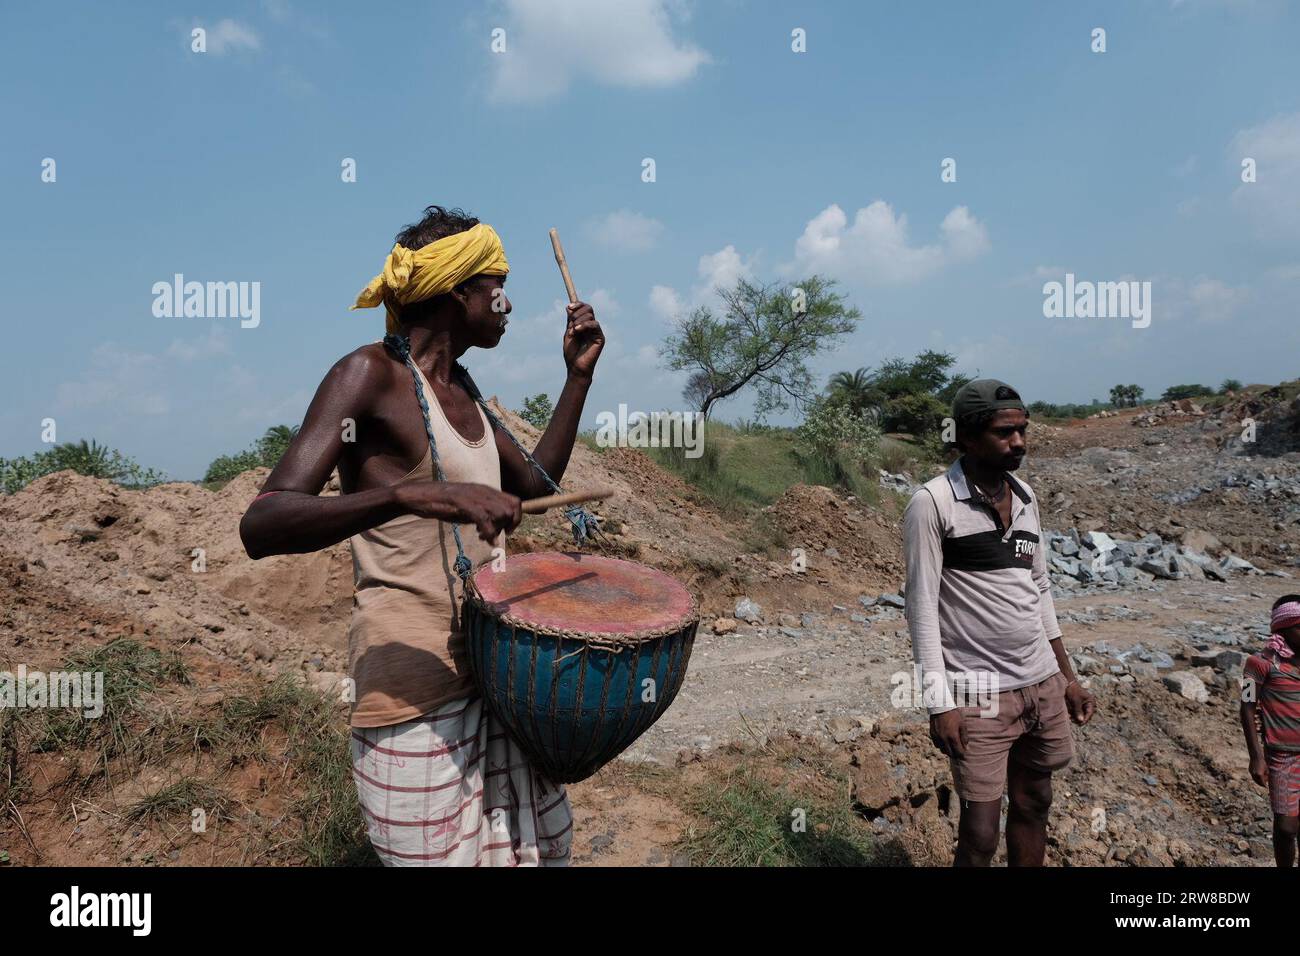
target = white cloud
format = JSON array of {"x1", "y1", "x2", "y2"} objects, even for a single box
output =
[
  {"x1": 165, "y1": 327, "x2": 232, "y2": 362},
  {"x1": 1230, "y1": 110, "x2": 1300, "y2": 237},
  {"x1": 786, "y1": 201, "x2": 990, "y2": 285},
  {"x1": 648, "y1": 244, "x2": 756, "y2": 326},
  {"x1": 54, "y1": 344, "x2": 169, "y2": 416},
  {"x1": 486, "y1": 0, "x2": 710, "y2": 103},
  {"x1": 201, "y1": 19, "x2": 261, "y2": 55},
  {"x1": 939, "y1": 206, "x2": 992, "y2": 260},
  {"x1": 649, "y1": 284, "x2": 684, "y2": 323},
  {"x1": 1156, "y1": 275, "x2": 1250, "y2": 324},
  {"x1": 696, "y1": 245, "x2": 754, "y2": 294},
  {"x1": 584, "y1": 210, "x2": 664, "y2": 252}
]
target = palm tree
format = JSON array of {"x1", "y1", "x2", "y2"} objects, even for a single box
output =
[
  {"x1": 828, "y1": 368, "x2": 875, "y2": 415},
  {"x1": 50, "y1": 439, "x2": 116, "y2": 478}
]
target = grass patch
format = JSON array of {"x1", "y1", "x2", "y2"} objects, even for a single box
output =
[
  {"x1": 125, "y1": 778, "x2": 230, "y2": 826},
  {"x1": 676, "y1": 763, "x2": 903, "y2": 867},
  {"x1": 647, "y1": 421, "x2": 875, "y2": 511},
  {"x1": 17, "y1": 639, "x2": 189, "y2": 763},
  {"x1": 189, "y1": 677, "x2": 374, "y2": 866}
]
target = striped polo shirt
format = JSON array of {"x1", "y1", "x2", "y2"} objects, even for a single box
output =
[
  {"x1": 1243, "y1": 649, "x2": 1300, "y2": 752},
  {"x1": 903, "y1": 458, "x2": 1062, "y2": 715}
]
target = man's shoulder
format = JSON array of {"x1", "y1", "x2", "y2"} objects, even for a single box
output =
[
  {"x1": 327, "y1": 342, "x2": 395, "y2": 386},
  {"x1": 1244, "y1": 652, "x2": 1273, "y2": 679},
  {"x1": 913, "y1": 472, "x2": 952, "y2": 503}
]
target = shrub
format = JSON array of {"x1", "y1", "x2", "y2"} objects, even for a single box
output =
[
  {"x1": 1161, "y1": 384, "x2": 1213, "y2": 402},
  {"x1": 203, "y1": 425, "x2": 299, "y2": 486},
  {"x1": 881, "y1": 392, "x2": 947, "y2": 436},
  {"x1": 518, "y1": 393, "x2": 554, "y2": 429},
  {"x1": 0, "y1": 440, "x2": 165, "y2": 494},
  {"x1": 795, "y1": 395, "x2": 881, "y2": 468}
]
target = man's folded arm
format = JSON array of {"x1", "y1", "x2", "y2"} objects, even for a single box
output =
[{"x1": 903, "y1": 488, "x2": 955, "y2": 714}]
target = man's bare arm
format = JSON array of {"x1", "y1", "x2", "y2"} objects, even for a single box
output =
[{"x1": 239, "y1": 350, "x2": 523, "y2": 558}]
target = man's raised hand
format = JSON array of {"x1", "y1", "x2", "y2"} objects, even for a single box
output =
[{"x1": 563, "y1": 301, "x2": 604, "y2": 382}]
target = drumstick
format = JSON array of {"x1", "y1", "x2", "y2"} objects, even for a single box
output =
[
  {"x1": 521, "y1": 487, "x2": 613, "y2": 514},
  {"x1": 549, "y1": 227, "x2": 579, "y2": 304}
]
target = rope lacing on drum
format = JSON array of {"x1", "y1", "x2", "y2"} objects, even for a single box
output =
[{"x1": 384, "y1": 333, "x2": 601, "y2": 580}]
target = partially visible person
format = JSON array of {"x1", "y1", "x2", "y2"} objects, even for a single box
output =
[
  {"x1": 1241, "y1": 594, "x2": 1300, "y2": 867},
  {"x1": 904, "y1": 378, "x2": 1096, "y2": 866}
]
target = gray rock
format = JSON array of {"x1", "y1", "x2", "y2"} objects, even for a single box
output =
[
  {"x1": 1162, "y1": 671, "x2": 1210, "y2": 703},
  {"x1": 1138, "y1": 649, "x2": 1175, "y2": 669},
  {"x1": 877, "y1": 593, "x2": 906, "y2": 609},
  {"x1": 1139, "y1": 556, "x2": 1181, "y2": 580},
  {"x1": 1220, "y1": 555, "x2": 1260, "y2": 574},
  {"x1": 779, "y1": 626, "x2": 804, "y2": 639},
  {"x1": 1214, "y1": 650, "x2": 1247, "y2": 674},
  {"x1": 1083, "y1": 531, "x2": 1117, "y2": 553},
  {"x1": 1072, "y1": 654, "x2": 1104, "y2": 675},
  {"x1": 1051, "y1": 557, "x2": 1081, "y2": 577},
  {"x1": 734, "y1": 597, "x2": 763, "y2": 622}
]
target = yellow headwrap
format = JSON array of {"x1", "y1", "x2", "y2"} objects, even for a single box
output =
[{"x1": 350, "y1": 222, "x2": 510, "y2": 334}]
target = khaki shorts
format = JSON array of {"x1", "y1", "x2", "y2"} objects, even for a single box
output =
[{"x1": 949, "y1": 670, "x2": 1074, "y2": 803}]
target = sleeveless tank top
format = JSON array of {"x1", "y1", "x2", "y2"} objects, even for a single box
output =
[{"x1": 347, "y1": 361, "x2": 502, "y2": 728}]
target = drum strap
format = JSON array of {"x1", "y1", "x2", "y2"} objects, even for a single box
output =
[{"x1": 383, "y1": 333, "x2": 601, "y2": 579}]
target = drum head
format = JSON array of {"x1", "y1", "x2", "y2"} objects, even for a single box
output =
[{"x1": 470, "y1": 551, "x2": 697, "y2": 638}]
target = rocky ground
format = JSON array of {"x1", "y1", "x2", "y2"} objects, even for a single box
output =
[{"x1": 3, "y1": 385, "x2": 1299, "y2": 866}]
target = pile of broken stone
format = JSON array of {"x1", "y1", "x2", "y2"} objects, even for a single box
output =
[{"x1": 1044, "y1": 528, "x2": 1279, "y2": 589}]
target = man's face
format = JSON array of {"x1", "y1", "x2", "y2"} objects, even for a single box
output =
[
  {"x1": 964, "y1": 408, "x2": 1028, "y2": 471},
  {"x1": 1281, "y1": 622, "x2": 1300, "y2": 653},
  {"x1": 457, "y1": 275, "x2": 512, "y2": 348}
]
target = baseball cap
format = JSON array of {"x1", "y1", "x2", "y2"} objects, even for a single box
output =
[{"x1": 951, "y1": 378, "x2": 1027, "y2": 421}]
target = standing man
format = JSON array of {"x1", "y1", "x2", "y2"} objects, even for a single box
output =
[
  {"x1": 239, "y1": 205, "x2": 604, "y2": 866},
  {"x1": 903, "y1": 379, "x2": 1095, "y2": 866}
]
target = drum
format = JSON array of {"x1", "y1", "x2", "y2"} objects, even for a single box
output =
[{"x1": 463, "y1": 551, "x2": 698, "y2": 784}]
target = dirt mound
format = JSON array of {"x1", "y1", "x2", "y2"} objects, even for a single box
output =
[{"x1": 763, "y1": 483, "x2": 905, "y2": 594}]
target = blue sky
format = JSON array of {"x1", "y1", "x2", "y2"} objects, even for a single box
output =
[{"x1": 2, "y1": 0, "x2": 1298, "y2": 480}]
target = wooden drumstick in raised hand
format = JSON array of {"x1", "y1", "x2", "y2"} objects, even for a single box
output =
[
  {"x1": 520, "y1": 487, "x2": 613, "y2": 514},
  {"x1": 549, "y1": 227, "x2": 579, "y2": 305}
]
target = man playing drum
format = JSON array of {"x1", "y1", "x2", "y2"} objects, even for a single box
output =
[{"x1": 238, "y1": 205, "x2": 605, "y2": 866}]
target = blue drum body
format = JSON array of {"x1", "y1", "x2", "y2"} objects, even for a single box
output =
[{"x1": 463, "y1": 552, "x2": 698, "y2": 784}]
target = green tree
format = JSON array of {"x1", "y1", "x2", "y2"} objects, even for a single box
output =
[
  {"x1": 882, "y1": 392, "x2": 948, "y2": 436},
  {"x1": 1219, "y1": 378, "x2": 1243, "y2": 394},
  {"x1": 664, "y1": 275, "x2": 861, "y2": 420},
  {"x1": 1161, "y1": 384, "x2": 1212, "y2": 402},
  {"x1": 518, "y1": 393, "x2": 554, "y2": 429},
  {"x1": 836, "y1": 350, "x2": 970, "y2": 436},
  {"x1": 1108, "y1": 384, "x2": 1144, "y2": 408}
]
